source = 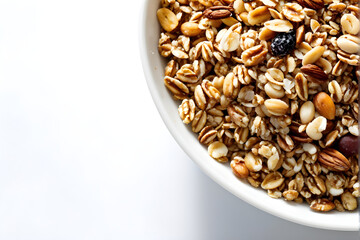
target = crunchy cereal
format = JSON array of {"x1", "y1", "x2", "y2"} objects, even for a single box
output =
[{"x1": 157, "y1": 0, "x2": 359, "y2": 212}]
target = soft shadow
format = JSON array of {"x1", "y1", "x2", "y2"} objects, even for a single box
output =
[{"x1": 192, "y1": 168, "x2": 359, "y2": 240}]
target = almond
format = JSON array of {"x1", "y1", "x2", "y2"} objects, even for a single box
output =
[
  {"x1": 297, "y1": 0, "x2": 324, "y2": 10},
  {"x1": 313, "y1": 92, "x2": 336, "y2": 120},
  {"x1": 300, "y1": 64, "x2": 328, "y2": 83},
  {"x1": 318, "y1": 148, "x2": 351, "y2": 172},
  {"x1": 203, "y1": 6, "x2": 233, "y2": 19}
]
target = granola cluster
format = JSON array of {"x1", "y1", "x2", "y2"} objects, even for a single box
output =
[{"x1": 157, "y1": 0, "x2": 359, "y2": 212}]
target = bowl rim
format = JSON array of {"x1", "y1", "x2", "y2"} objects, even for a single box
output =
[{"x1": 139, "y1": 0, "x2": 359, "y2": 232}]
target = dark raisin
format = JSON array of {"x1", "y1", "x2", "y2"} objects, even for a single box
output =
[{"x1": 270, "y1": 30, "x2": 296, "y2": 57}]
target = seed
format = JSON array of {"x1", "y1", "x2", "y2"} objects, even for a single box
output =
[
  {"x1": 302, "y1": 46, "x2": 325, "y2": 65},
  {"x1": 157, "y1": 8, "x2": 179, "y2": 32},
  {"x1": 313, "y1": 92, "x2": 336, "y2": 120},
  {"x1": 338, "y1": 135, "x2": 358, "y2": 157},
  {"x1": 299, "y1": 101, "x2": 315, "y2": 124},
  {"x1": 181, "y1": 22, "x2": 202, "y2": 37}
]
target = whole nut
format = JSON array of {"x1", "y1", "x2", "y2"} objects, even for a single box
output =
[
  {"x1": 157, "y1": 8, "x2": 179, "y2": 32},
  {"x1": 300, "y1": 64, "x2": 328, "y2": 83},
  {"x1": 181, "y1": 22, "x2": 202, "y2": 37},
  {"x1": 318, "y1": 148, "x2": 351, "y2": 172},
  {"x1": 338, "y1": 135, "x2": 358, "y2": 157},
  {"x1": 313, "y1": 92, "x2": 336, "y2": 120},
  {"x1": 299, "y1": 101, "x2": 315, "y2": 124},
  {"x1": 203, "y1": 6, "x2": 233, "y2": 20}
]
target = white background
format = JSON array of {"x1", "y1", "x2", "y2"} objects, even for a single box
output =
[{"x1": 0, "y1": 0, "x2": 357, "y2": 239}]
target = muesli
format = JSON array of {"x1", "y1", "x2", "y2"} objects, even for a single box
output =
[{"x1": 157, "y1": 0, "x2": 359, "y2": 212}]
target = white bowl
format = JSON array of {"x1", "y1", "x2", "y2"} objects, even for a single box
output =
[{"x1": 140, "y1": 0, "x2": 359, "y2": 231}]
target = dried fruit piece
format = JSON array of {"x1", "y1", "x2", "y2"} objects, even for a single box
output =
[
  {"x1": 313, "y1": 92, "x2": 336, "y2": 120},
  {"x1": 338, "y1": 135, "x2": 358, "y2": 157},
  {"x1": 318, "y1": 148, "x2": 351, "y2": 172},
  {"x1": 157, "y1": 8, "x2": 179, "y2": 32},
  {"x1": 271, "y1": 31, "x2": 296, "y2": 56}
]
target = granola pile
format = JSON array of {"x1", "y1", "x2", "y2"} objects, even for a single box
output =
[{"x1": 157, "y1": 0, "x2": 359, "y2": 212}]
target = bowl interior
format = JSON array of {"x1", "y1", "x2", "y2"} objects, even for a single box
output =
[{"x1": 140, "y1": 0, "x2": 359, "y2": 231}]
